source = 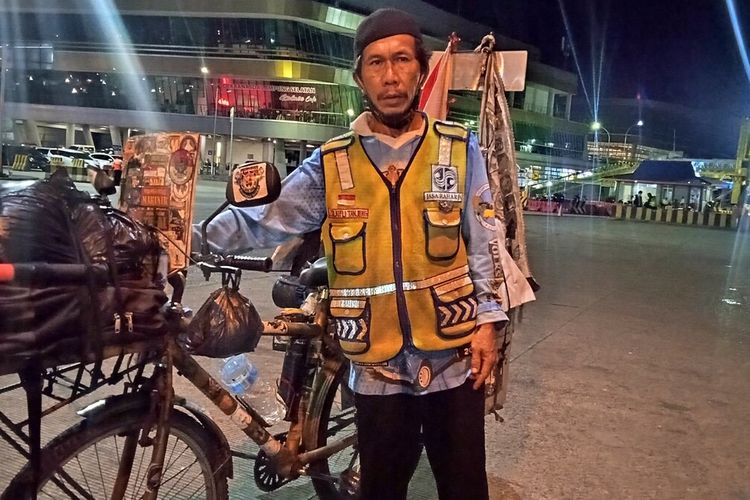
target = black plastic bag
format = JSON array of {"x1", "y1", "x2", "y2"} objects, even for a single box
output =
[
  {"x1": 182, "y1": 287, "x2": 263, "y2": 358},
  {"x1": 0, "y1": 172, "x2": 168, "y2": 373}
]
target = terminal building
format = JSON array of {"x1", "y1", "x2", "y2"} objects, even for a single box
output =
[{"x1": 1, "y1": 0, "x2": 589, "y2": 179}]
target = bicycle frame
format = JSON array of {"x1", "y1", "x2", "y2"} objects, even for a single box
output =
[{"x1": 124, "y1": 287, "x2": 356, "y2": 499}]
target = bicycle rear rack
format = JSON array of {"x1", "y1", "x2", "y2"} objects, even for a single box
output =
[{"x1": 0, "y1": 350, "x2": 158, "y2": 466}]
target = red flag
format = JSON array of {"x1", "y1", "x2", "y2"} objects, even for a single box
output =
[{"x1": 419, "y1": 34, "x2": 460, "y2": 120}]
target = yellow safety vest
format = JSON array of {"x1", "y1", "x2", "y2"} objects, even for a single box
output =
[{"x1": 320, "y1": 118, "x2": 477, "y2": 364}]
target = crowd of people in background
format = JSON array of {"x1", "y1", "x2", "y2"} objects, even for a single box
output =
[{"x1": 625, "y1": 190, "x2": 717, "y2": 211}]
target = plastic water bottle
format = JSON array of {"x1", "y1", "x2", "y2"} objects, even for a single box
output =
[{"x1": 220, "y1": 354, "x2": 284, "y2": 426}]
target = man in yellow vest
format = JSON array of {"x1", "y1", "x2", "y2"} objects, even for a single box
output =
[{"x1": 199, "y1": 8, "x2": 507, "y2": 499}]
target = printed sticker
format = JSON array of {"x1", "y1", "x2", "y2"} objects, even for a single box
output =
[{"x1": 230, "y1": 406, "x2": 253, "y2": 429}]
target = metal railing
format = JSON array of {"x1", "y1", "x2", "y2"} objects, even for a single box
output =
[{"x1": 10, "y1": 40, "x2": 352, "y2": 69}]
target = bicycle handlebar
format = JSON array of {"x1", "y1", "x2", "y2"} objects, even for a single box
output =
[
  {"x1": 0, "y1": 263, "x2": 110, "y2": 286},
  {"x1": 219, "y1": 255, "x2": 273, "y2": 272},
  {"x1": 191, "y1": 253, "x2": 273, "y2": 273}
]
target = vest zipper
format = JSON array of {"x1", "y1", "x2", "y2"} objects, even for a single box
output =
[{"x1": 390, "y1": 184, "x2": 413, "y2": 346}]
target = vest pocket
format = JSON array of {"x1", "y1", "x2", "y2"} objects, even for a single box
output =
[
  {"x1": 423, "y1": 209, "x2": 461, "y2": 261},
  {"x1": 431, "y1": 277, "x2": 477, "y2": 339},
  {"x1": 329, "y1": 221, "x2": 366, "y2": 275},
  {"x1": 329, "y1": 297, "x2": 371, "y2": 355}
]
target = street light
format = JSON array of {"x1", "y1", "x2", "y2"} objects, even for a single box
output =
[
  {"x1": 623, "y1": 120, "x2": 644, "y2": 161},
  {"x1": 623, "y1": 120, "x2": 644, "y2": 146},
  {"x1": 590, "y1": 121, "x2": 611, "y2": 142}
]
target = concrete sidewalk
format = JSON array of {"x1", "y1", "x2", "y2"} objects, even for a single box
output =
[
  {"x1": 138, "y1": 216, "x2": 750, "y2": 499},
  {"x1": 0, "y1": 215, "x2": 748, "y2": 499}
]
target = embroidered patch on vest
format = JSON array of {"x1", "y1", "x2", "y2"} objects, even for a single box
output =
[
  {"x1": 424, "y1": 192, "x2": 463, "y2": 203},
  {"x1": 431, "y1": 164, "x2": 458, "y2": 192},
  {"x1": 328, "y1": 208, "x2": 369, "y2": 219}
]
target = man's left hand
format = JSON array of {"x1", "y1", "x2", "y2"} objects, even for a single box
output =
[{"x1": 469, "y1": 323, "x2": 498, "y2": 390}]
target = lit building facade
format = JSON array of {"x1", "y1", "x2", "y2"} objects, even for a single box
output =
[{"x1": 1, "y1": 0, "x2": 588, "y2": 178}]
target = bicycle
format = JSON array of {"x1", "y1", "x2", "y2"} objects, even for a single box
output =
[{"x1": 0, "y1": 164, "x2": 359, "y2": 499}]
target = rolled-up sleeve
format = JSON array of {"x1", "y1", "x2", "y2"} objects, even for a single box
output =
[
  {"x1": 193, "y1": 148, "x2": 327, "y2": 253},
  {"x1": 462, "y1": 134, "x2": 508, "y2": 326}
]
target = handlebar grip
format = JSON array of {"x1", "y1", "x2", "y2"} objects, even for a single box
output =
[
  {"x1": 220, "y1": 255, "x2": 273, "y2": 272},
  {"x1": 0, "y1": 263, "x2": 109, "y2": 286}
]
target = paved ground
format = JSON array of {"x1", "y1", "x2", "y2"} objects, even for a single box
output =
[{"x1": 0, "y1": 175, "x2": 749, "y2": 498}]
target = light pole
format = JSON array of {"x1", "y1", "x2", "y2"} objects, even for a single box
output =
[
  {"x1": 591, "y1": 121, "x2": 611, "y2": 171},
  {"x1": 591, "y1": 121, "x2": 611, "y2": 142},
  {"x1": 228, "y1": 106, "x2": 235, "y2": 174},
  {"x1": 211, "y1": 84, "x2": 219, "y2": 176},
  {"x1": 623, "y1": 120, "x2": 644, "y2": 160},
  {"x1": 0, "y1": 46, "x2": 7, "y2": 176}
]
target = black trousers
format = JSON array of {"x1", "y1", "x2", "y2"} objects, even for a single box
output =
[{"x1": 354, "y1": 380, "x2": 488, "y2": 500}]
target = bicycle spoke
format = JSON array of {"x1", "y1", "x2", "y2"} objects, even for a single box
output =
[
  {"x1": 45, "y1": 459, "x2": 96, "y2": 500},
  {"x1": 163, "y1": 441, "x2": 191, "y2": 472},
  {"x1": 163, "y1": 436, "x2": 180, "y2": 471},
  {"x1": 113, "y1": 434, "x2": 120, "y2": 468},
  {"x1": 75, "y1": 455, "x2": 93, "y2": 494},
  {"x1": 93, "y1": 442, "x2": 110, "y2": 499},
  {"x1": 130, "y1": 441, "x2": 148, "y2": 500},
  {"x1": 12, "y1": 409, "x2": 223, "y2": 500},
  {"x1": 165, "y1": 464, "x2": 205, "y2": 499},
  {"x1": 159, "y1": 457, "x2": 200, "y2": 497}
]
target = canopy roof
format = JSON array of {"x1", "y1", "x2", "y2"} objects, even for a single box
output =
[{"x1": 607, "y1": 160, "x2": 711, "y2": 185}]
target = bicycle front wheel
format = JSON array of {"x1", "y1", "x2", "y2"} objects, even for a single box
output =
[
  {"x1": 3, "y1": 408, "x2": 229, "y2": 500},
  {"x1": 304, "y1": 359, "x2": 359, "y2": 500}
]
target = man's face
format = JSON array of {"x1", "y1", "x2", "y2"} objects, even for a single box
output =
[{"x1": 356, "y1": 34, "x2": 423, "y2": 123}]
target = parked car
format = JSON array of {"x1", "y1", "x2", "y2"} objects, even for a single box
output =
[
  {"x1": 1, "y1": 144, "x2": 51, "y2": 172},
  {"x1": 69, "y1": 144, "x2": 96, "y2": 154},
  {"x1": 44, "y1": 148, "x2": 99, "y2": 171},
  {"x1": 89, "y1": 152, "x2": 116, "y2": 169}
]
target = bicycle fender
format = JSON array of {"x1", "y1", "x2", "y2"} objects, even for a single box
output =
[
  {"x1": 76, "y1": 393, "x2": 233, "y2": 479},
  {"x1": 76, "y1": 392, "x2": 150, "y2": 422}
]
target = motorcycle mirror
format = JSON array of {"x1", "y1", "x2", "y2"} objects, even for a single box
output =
[{"x1": 226, "y1": 161, "x2": 281, "y2": 208}]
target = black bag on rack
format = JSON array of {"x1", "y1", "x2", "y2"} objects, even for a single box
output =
[{"x1": 0, "y1": 171, "x2": 169, "y2": 373}]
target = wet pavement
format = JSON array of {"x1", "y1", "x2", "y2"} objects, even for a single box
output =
[{"x1": 0, "y1": 183, "x2": 748, "y2": 498}]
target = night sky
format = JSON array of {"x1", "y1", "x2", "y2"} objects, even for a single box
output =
[{"x1": 428, "y1": 0, "x2": 750, "y2": 120}]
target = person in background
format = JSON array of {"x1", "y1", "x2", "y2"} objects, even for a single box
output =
[
  {"x1": 644, "y1": 192, "x2": 656, "y2": 209},
  {"x1": 196, "y1": 8, "x2": 505, "y2": 500},
  {"x1": 633, "y1": 190, "x2": 643, "y2": 207}
]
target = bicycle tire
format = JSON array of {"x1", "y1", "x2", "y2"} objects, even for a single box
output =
[
  {"x1": 3, "y1": 408, "x2": 229, "y2": 500},
  {"x1": 304, "y1": 359, "x2": 359, "y2": 500}
]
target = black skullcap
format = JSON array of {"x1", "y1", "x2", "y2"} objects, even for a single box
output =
[{"x1": 354, "y1": 8, "x2": 423, "y2": 58}]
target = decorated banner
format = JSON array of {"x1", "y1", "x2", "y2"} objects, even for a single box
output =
[
  {"x1": 119, "y1": 132, "x2": 200, "y2": 272},
  {"x1": 420, "y1": 34, "x2": 537, "y2": 418}
]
